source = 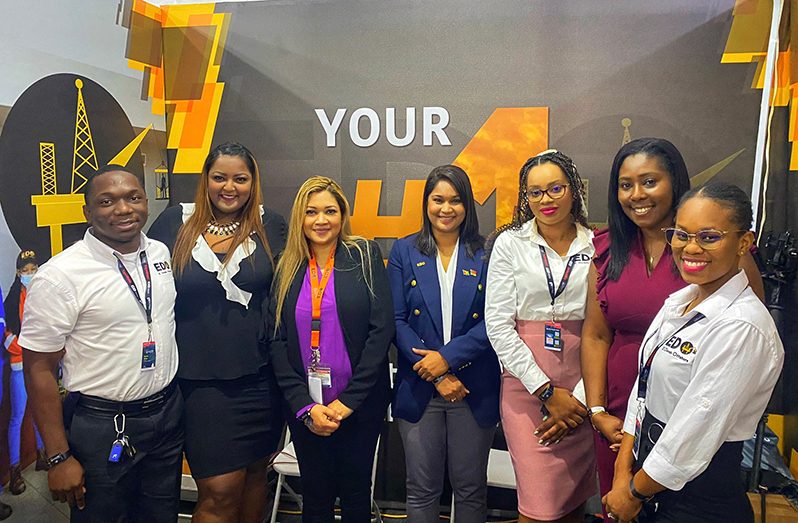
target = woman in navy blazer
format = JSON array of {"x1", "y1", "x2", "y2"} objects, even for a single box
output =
[{"x1": 388, "y1": 165, "x2": 500, "y2": 523}]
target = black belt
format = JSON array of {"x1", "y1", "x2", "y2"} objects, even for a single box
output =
[{"x1": 76, "y1": 381, "x2": 176, "y2": 415}]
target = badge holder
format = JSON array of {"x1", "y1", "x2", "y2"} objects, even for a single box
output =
[
  {"x1": 544, "y1": 305, "x2": 563, "y2": 352},
  {"x1": 633, "y1": 399, "x2": 644, "y2": 461},
  {"x1": 307, "y1": 348, "x2": 333, "y2": 404},
  {"x1": 142, "y1": 327, "x2": 156, "y2": 370}
]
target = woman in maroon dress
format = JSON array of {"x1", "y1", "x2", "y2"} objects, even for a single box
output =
[{"x1": 580, "y1": 138, "x2": 764, "y2": 522}]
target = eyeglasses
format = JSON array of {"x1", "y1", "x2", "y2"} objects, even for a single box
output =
[
  {"x1": 662, "y1": 227, "x2": 748, "y2": 250},
  {"x1": 527, "y1": 183, "x2": 569, "y2": 202}
]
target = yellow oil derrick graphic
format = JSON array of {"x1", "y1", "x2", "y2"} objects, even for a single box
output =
[
  {"x1": 30, "y1": 78, "x2": 152, "y2": 257},
  {"x1": 39, "y1": 143, "x2": 56, "y2": 195},
  {"x1": 71, "y1": 79, "x2": 98, "y2": 194}
]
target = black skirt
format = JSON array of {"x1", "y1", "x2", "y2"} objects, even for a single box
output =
[
  {"x1": 639, "y1": 439, "x2": 753, "y2": 523},
  {"x1": 179, "y1": 367, "x2": 284, "y2": 479}
]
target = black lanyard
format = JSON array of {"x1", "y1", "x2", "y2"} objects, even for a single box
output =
[
  {"x1": 114, "y1": 251, "x2": 153, "y2": 328},
  {"x1": 539, "y1": 245, "x2": 579, "y2": 310},
  {"x1": 637, "y1": 312, "x2": 705, "y2": 400}
]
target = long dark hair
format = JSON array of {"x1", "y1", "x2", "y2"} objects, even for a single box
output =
[
  {"x1": 606, "y1": 138, "x2": 691, "y2": 280},
  {"x1": 485, "y1": 150, "x2": 588, "y2": 260},
  {"x1": 415, "y1": 165, "x2": 484, "y2": 259},
  {"x1": 171, "y1": 142, "x2": 271, "y2": 275}
]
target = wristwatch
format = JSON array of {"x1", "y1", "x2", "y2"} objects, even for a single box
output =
[
  {"x1": 537, "y1": 383, "x2": 554, "y2": 403},
  {"x1": 299, "y1": 407, "x2": 314, "y2": 428},
  {"x1": 629, "y1": 477, "x2": 653, "y2": 502},
  {"x1": 588, "y1": 406, "x2": 607, "y2": 431},
  {"x1": 46, "y1": 449, "x2": 72, "y2": 470},
  {"x1": 432, "y1": 373, "x2": 449, "y2": 384}
]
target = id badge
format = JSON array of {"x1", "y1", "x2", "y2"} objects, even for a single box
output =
[
  {"x1": 309, "y1": 366, "x2": 333, "y2": 388},
  {"x1": 141, "y1": 341, "x2": 156, "y2": 370},
  {"x1": 633, "y1": 399, "x2": 644, "y2": 460},
  {"x1": 307, "y1": 374, "x2": 323, "y2": 404},
  {"x1": 543, "y1": 321, "x2": 563, "y2": 351}
]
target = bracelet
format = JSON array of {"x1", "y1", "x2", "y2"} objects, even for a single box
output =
[
  {"x1": 537, "y1": 383, "x2": 554, "y2": 403},
  {"x1": 46, "y1": 449, "x2": 72, "y2": 470},
  {"x1": 629, "y1": 476, "x2": 652, "y2": 502}
]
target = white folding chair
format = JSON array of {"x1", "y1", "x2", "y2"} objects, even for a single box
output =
[
  {"x1": 450, "y1": 448, "x2": 516, "y2": 523},
  {"x1": 270, "y1": 427, "x2": 383, "y2": 523}
]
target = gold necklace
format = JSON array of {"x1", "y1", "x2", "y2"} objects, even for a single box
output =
[{"x1": 205, "y1": 219, "x2": 240, "y2": 236}]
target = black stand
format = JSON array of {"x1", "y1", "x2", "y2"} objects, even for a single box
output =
[{"x1": 747, "y1": 231, "x2": 797, "y2": 523}]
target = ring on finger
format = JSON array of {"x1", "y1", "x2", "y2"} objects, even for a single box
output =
[{"x1": 607, "y1": 512, "x2": 617, "y2": 520}]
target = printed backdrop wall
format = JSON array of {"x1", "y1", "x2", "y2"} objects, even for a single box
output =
[{"x1": 0, "y1": 0, "x2": 795, "y2": 507}]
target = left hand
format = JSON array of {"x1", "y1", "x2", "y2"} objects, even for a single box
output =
[
  {"x1": 602, "y1": 483, "x2": 643, "y2": 523},
  {"x1": 327, "y1": 399, "x2": 354, "y2": 420},
  {"x1": 412, "y1": 348, "x2": 450, "y2": 381}
]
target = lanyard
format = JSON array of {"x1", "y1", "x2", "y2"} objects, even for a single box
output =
[
  {"x1": 539, "y1": 245, "x2": 579, "y2": 320},
  {"x1": 637, "y1": 312, "x2": 705, "y2": 400},
  {"x1": 114, "y1": 251, "x2": 153, "y2": 339},
  {"x1": 308, "y1": 247, "x2": 335, "y2": 368}
]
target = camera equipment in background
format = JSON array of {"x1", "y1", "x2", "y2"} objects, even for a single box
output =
[{"x1": 746, "y1": 231, "x2": 798, "y2": 521}]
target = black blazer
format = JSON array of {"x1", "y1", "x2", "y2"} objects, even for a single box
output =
[{"x1": 268, "y1": 239, "x2": 394, "y2": 417}]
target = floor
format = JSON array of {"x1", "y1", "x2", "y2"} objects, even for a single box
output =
[
  {"x1": 0, "y1": 464, "x2": 195, "y2": 522},
  {"x1": 0, "y1": 463, "x2": 68, "y2": 522}
]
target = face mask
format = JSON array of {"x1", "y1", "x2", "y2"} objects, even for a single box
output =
[{"x1": 19, "y1": 274, "x2": 33, "y2": 288}]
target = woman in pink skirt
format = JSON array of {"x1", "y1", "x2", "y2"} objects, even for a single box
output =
[{"x1": 485, "y1": 150, "x2": 596, "y2": 523}]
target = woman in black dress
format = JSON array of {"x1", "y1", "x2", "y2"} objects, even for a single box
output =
[{"x1": 149, "y1": 142, "x2": 286, "y2": 523}]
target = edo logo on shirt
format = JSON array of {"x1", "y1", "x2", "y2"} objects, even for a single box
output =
[{"x1": 153, "y1": 260, "x2": 171, "y2": 274}]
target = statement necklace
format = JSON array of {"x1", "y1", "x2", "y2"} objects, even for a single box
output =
[{"x1": 205, "y1": 219, "x2": 240, "y2": 236}]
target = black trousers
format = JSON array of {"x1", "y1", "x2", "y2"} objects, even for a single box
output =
[
  {"x1": 65, "y1": 386, "x2": 184, "y2": 523},
  {"x1": 289, "y1": 410, "x2": 383, "y2": 523}
]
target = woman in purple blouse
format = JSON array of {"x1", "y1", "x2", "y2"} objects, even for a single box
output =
[
  {"x1": 269, "y1": 176, "x2": 394, "y2": 523},
  {"x1": 580, "y1": 138, "x2": 764, "y2": 522}
]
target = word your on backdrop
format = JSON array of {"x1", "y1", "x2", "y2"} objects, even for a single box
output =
[{"x1": 314, "y1": 107, "x2": 452, "y2": 147}]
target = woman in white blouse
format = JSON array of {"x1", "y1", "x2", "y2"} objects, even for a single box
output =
[
  {"x1": 602, "y1": 182, "x2": 783, "y2": 523},
  {"x1": 485, "y1": 150, "x2": 595, "y2": 523}
]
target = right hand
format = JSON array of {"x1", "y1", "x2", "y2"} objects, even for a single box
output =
[
  {"x1": 307, "y1": 404, "x2": 342, "y2": 436},
  {"x1": 434, "y1": 374, "x2": 469, "y2": 402},
  {"x1": 48, "y1": 456, "x2": 86, "y2": 509},
  {"x1": 535, "y1": 387, "x2": 587, "y2": 445},
  {"x1": 592, "y1": 412, "x2": 624, "y2": 451}
]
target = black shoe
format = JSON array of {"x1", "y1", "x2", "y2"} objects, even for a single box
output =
[
  {"x1": 0, "y1": 501, "x2": 12, "y2": 520},
  {"x1": 8, "y1": 466, "x2": 25, "y2": 495}
]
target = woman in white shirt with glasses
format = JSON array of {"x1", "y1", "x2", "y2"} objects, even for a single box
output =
[{"x1": 603, "y1": 182, "x2": 783, "y2": 523}]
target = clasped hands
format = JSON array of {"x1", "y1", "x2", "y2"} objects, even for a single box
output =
[
  {"x1": 602, "y1": 472, "x2": 643, "y2": 523},
  {"x1": 412, "y1": 348, "x2": 469, "y2": 402},
  {"x1": 306, "y1": 399, "x2": 353, "y2": 436},
  {"x1": 534, "y1": 386, "x2": 588, "y2": 446}
]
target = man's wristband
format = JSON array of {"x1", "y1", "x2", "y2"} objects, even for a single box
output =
[
  {"x1": 432, "y1": 373, "x2": 448, "y2": 384},
  {"x1": 46, "y1": 449, "x2": 72, "y2": 470},
  {"x1": 537, "y1": 383, "x2": 554, "y2": 403},
  {"x1": 629, "y1": 476, "x2": 652, "y2": 502}
]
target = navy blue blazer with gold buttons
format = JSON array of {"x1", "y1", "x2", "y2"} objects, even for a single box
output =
[{"x1": 387, "y1": 234, "x2": 500, "y2": 428}]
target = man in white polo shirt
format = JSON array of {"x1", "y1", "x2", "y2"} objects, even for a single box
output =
[{"x1": 20, "y1": 165, "x2": 182, "y2": 522}]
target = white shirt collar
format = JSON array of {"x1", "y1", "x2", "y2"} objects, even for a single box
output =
[
  {"x1": 663, "y1": 269, "x2": 750, "y2": 320},
  {"x1": 180, "y1": 203, "x2": 264, "y2": 308},
  {"x1": 83, "y1": 228, "x2": 148, "y2": 260},
  {"x1": 525, "y1": 219, "x2": 592, "y2": 254}
]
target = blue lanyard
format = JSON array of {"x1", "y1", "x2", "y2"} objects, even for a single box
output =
[
  {"x1": 539, "y1": 245, "x2": 579, "y2": 307},
  {"x1": 114, "y1": 251, "x2": 153, "y2": 327},
  {"x1": 637, "y1": 312, "x2": 705, "y2": 400}
]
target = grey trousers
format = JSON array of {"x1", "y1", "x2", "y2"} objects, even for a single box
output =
[{"x1": 397, "y1": 396, "x2": 495, "y2": 523}]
